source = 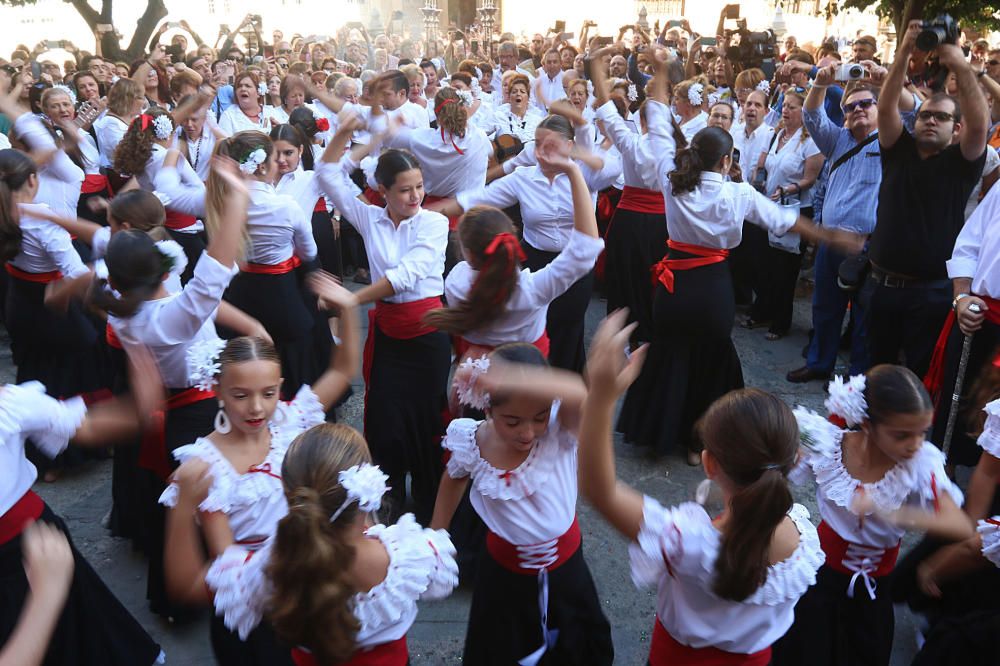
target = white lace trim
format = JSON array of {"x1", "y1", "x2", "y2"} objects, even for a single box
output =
[
  {"x1": 0, "y1": 382, "x2": 86, "y2": 458},
  {"x1": 978, "y1": 517, "x2": 1000, "y2": 568},
  {"x1": 206, "y1": 541, "x2": 272, "y2": 640},
  {"x1": 978, "y1": 399, "x2": 1000, "y2": 458},
  {"x1": 630, "y1": 498, "x2": 824, "y2": 605}
]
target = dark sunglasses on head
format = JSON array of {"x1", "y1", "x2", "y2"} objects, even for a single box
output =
[
  {"x1": 843, "y1": 98, "x2": 876, "y2": 113},
  {"x1": 916, "y1": 110, "x2": 954, "y2": 123}
]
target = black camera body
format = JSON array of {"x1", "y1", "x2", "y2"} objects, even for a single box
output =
[
  {"x1": 731, "y1": 19, "x2": 777, "y2": 77},
  {"x1": 916, "y1": 14, "x2": 959, "y2": 51}
]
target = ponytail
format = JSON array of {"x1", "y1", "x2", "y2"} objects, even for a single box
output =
[
  {"x1": 668, "y1": 126, "x2": 731, "y2": 196},
  {"x1": 0, "y1": 149, "x2": 33, "y2": 263},
  {"x1": 86, "y1": 229, "x2": 169, "y2": 318}
]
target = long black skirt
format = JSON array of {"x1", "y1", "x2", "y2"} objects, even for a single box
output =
[
  {"x1": 522, "y1": 243, "x2": 594, "y2": 373},
  {"x1": 0, "y1": 505, "x2": 162, "y2": 665},
  {"x1": 224, "y1": 270, "x2": 321, "y2": 401},
  {"x1": 604, "y1": 206, "x2": 667, "y2": 344},
  {"x1": 463, "y1": 547, "x2": 614, "y2": 665},
  {"x1": 166, "y1": 229, "x2": 206, "y2": 286},
  {"x1": 770, "y1": 564, "x2": 894, "y2": 666},
  {"x1": 365, "y1": 327, "x2": 450, "y2": 525},
  {"x1": 311, "y1": 208, "x2": 343, "y2": 279},
  {"x1": 210, "y1": 611, "x2": 295, "y2": 666},
  {"x1": 617, "y1": 255, "x2": 744, "y2": 455}
]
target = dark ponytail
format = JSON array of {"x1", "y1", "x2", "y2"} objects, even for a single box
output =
[
  {"x1": 699, "y1": 388, "x2": 798, "y2": 601},
  {"x1": 270, "y1": 122, "x2": 313, "y2": 172},
  {"x1": 288, "y1": 107, "x2": 319, "y2": 171},
  {"x1": 668, "y1": 126, "x2": 731, "y2": 196},
  {"x1": 0, "y1": 149, "x2": 34, "y2": 263},
  {"x1": 87, "y1": 229, "x2": 169, "y2": 317}
]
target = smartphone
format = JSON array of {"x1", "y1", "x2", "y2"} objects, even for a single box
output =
[
  {"x1": 471, "y1": 39, "x2": 480, "y2": 52},
  {"x1": 700, "y1": 37, "x2": 718, "y2": 46},
  {"x1": 561, "y1": 32, "x2": 575, "y2": 41},
  {"x1": 220, "y1": 24, "x2": 230, "y2": 33},
  {"x1": 346, "y1": 21, "x2": 364, "y2": 30},
  {"x1": 667, "y1": 20, "x2": 683, "y2": 28},
  {"x1": 591, "y1": 36, "x2": 613, "y2": 48},
  {"x1": 45, "y1": 40, "x2": 61, "y2": 49},
  {"x1": 553, "y1": 20, "x2": 566, "y2": 34},
  {"x1": 167, "y1": 21, "x2": 181, "y2": 28},
  {"x1": 723, "y1": 3, "x2": 741, "y2": 19}
]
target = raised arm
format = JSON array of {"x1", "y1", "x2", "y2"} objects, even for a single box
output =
[
  {"x1": 878, "y1": 21, "x2": 920, "y2": 149},
  {"x1": 306, "y1": 272, "x2": 361, "y2": 410},
  {"x1": 937, "y1": 43, "x2": 989, "y2": 161}
]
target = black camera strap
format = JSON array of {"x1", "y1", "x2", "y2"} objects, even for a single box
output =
[{"x1": 829, "y1": 132, "x2": 878, "y2": 175}]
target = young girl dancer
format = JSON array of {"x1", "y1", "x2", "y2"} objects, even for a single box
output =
[
  {"x1": 431, "y1": 343, "x2": 614, "y2": 665},
  {"x1": 317, "y1": 116, "x2": 451, "y2": 524},
  {"x1": 579, "y1": 310, "x2": 824, "y2": 665},
  {"x1": 169, "y1": 422, "x2": 459, "y2": 665},
  {"x1": 772, "y1": 365, "x2": 975, "y2": 666}
]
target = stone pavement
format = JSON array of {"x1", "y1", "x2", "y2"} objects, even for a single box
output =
[{"x1": 18, "y1": 291, "x2": 922, "y2": 665}]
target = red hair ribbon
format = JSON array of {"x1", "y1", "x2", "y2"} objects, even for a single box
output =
[
  {"x1": 484, "y1": 232, "x2": 526, "y2": 263},
  {"x1": 138, "y1": 113, "x2": 152, "y2": 131},
  {"x1": 435, "y1": 98, "x2": 465, "y2": 155},
  {"x1": 315, "y1": 117, "x2": 330, "y2": 132}
]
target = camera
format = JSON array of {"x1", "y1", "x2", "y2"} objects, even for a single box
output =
[
  {"x1": 916, "y1": 14, "x2": 959, "y2": 51},
  {"x1": 834, "y1": 62, "x2": 865, "y2": 81},
  {"x1": 730, "y1": 19, "x2": 777, "y2": 77}
]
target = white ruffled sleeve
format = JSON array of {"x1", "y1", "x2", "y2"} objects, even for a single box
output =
[
  {"x1": 629, "y1": 497, "x2": 715, "y2": 588},
  {"x1": 978, "y1": 517, "x2": 1000, "y2": 568},
  {"x1": 205, "y1": 541, "x2": 273, "y2": 640},
  {"x1": 744, "y1": 504, "x2": 825, "y2": 606},
  {"x1": 442, "y1": 418, "x2": 480, "y2": 479},
  {"x1": 791, "y1": 406, "x2": 842, "y2": 486},
  {"x1": 0, "y1": 382, "x2": 87, "y2": 458},
  {"x1": 158, "y1": 440, "x2": 234, "y2": 513},
  {"x1": 903, "y1": 443, "x2": 964, "y2": 510},
  {"x1": 978, "y1": 399, "x2": 1000, "y2": 458},
  {"x1": 275, "y1": 385, "x2": 325, "y2": 438}
]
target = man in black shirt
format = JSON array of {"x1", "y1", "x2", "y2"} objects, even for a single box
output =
[{"x1": 862, "y1": 19, "x2": 988, "y2": 377}]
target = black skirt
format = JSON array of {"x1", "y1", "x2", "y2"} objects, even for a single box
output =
[
  {"x1": 617, "y1": 253, "x2": 744, "y2": 455},
  {"x1": 463, "y1": 546, "x2": 614, "y2": 666},
  {"x1": 365, "y1": 327, "x2": 451, "y2": 525},
  {"x1": 311, "y1": 208, "x2": 343, "y2": 279},
  {"x1": 604, "y1": 207, "x2": 668, "y2": 344},
  {"x1": 210, "y1": 611, "x2": 295, "y2": 666},
  {"x1": 770, "y1": 564, "x2": 894, "y2": 666},
  {"x1": 166, "y1": 229, "x2": 206, "y2": 286},
  {"x1": 522, "y1": 243, "x2": 594, "y2": 373},
  {"x1": 0, "y1": 505, "x2": 162, "y2": 666}
]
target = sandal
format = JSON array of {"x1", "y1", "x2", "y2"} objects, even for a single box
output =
[
  {"x1": 765, "y1": 331, "x2": 785, "y2": 341},
  {"x1": 741, "y1": 317, "x2": 769, "y2": 330}
]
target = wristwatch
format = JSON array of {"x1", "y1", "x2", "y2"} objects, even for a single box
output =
[{"x1": 952, "y1": 293, "x2": 970, "y2": 310}]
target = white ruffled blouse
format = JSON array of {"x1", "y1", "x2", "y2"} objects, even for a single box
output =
[
  {"x1": 442, "y1": 403, "x2": 577, "y2": 545},
  {"x1": 158, "y1": 385, "x2": 324, "y2": 545},
  {"x1": 205, "y1": 514, "x2": 458, "y2": 648},
  {"x1": 977, "y1": 398, "x2": 1000, "y2": 459},
  {"x1": 631, "y1": 498, "x2": 824, "y2": 654},
  {"x1": 792, "y1": 408, "x2": 964, "y2": 549},
  {"x1": 978, "y1": 517, "x2": 1000, "y2": 568}
]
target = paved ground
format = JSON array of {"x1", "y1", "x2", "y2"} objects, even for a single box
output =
[{"x1": 19, "y1": 287, "x2": 924, "y2": 665}]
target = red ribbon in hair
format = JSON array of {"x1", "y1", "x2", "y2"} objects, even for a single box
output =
[
  {"x1": 435, "y1": 98, "x2": 465, "y2": 155},
  {"x1": 481, "y1": 233, "x2": 525, "y2": 304},
  {"x1": 315, "y1": 117, "x2": 330, "y2": 132},
  {"x1": 138, "y1": 113, "x2": 152, "y2": 131}
]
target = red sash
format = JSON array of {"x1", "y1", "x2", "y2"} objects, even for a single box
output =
[
  {"x1": 617, "y1": 185, "x2": 666, "y2": 215},
  {"x1": 106, "y1": 323, "x2": 123, "y2": 350},
  {"x1": 5, "y1": 263, "x2": 62, "y2": 283},
  {"x1": 453, "y1": 331, "x2": 550, "y2": 361},
  {"x1": 422, "y1": 194, "x2": 461, "y2": 231},
  {"x1": 596, "y1": 187, "x2": 621, "y2": 223},
  {"x1": 139, "y1": 387, "x2": 216, "y2": 481},
  {"x1": 291, "y1": 636, "x2": 408, "y2": 666},
  {"x1": 923, "y1": 294, "x2": 1000, "y2": 404},
  {"x1": 0, "y1": 491, "x2": 44, "y2": 546},
  {"x1": 313, "y1": 197, "x2": 327, "y2": 214},
  {"x1": 164, "y1": 209, "x2": 198, "y2": 231},
  {"x1": 241, "y1": 255, "x2": 302, "y2": 275},
  {"x1": 817, "y1": 520, "x2": 900, "y2": 579},
  {"x1": 649, "y1": 619, "x2": 772, "y2": 666},
  {"x1": 486, "y1": 516, "x2": 581, "y2": 575},
  {"x1": 362, "y1": 187, "x2": 386, "y2": 208},
  {"x1": 81, "y1": 173, "x2": 110, "y2": 195},
  {"x1": 651, "y1": 241, "x2": 729, "y2": 293},
  {"x1": 361, "y1": 297, "x2": 443, "y2": 391}
]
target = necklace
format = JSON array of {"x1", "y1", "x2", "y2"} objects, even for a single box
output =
[{"x1": 189, "y1": 134, "x2": 203, "y2": 169}]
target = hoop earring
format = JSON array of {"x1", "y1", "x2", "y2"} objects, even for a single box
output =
[
  {"x1": 695, "y1": 478, "x2": 713, "y2": 506},
  {"x1": 214, "y1": 401, "x2": 231, "y2": 434}
]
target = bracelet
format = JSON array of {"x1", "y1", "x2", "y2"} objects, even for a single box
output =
[
  {"x1": 952, "y1": 292, "x2": 970, "y2": 310},
  {"x1": 810, "y1": 83, "x2": 829, "y2": 89}
]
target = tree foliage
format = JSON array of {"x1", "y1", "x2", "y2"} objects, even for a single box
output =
[{"x1": 839, "y1": 0, "x2": 1000, "y2": 38}]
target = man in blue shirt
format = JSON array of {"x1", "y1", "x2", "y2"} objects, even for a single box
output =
[{"x1": 787, "y1": 65, "x2": 881, "y2": 382}]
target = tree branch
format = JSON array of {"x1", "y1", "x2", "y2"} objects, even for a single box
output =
[
  {"x1": 125, "y1": 0, "x2": 167, "y2": 61},
  {"x1": 65, "y1": 0, "x2": 100, "y2": 29}
]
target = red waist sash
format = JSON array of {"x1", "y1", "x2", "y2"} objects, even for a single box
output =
[
  {"x1": 923, "y1": 294, "x2": 1000, "y2": 404},
  {"x1": 164, "y1": 209, "x2": 198, "y2": 231},
  {"x1": 422, "y1": 194, "x2": 461, "y2": 231},
  {"x1": 618, "y1": 185, "x2": 665, "y2": 215},
  {"x1": 313, "y1": 197, "x2": 327, "y2": 214},
  {"x1": 81, "y1": 173, "x2": 109, "y2": 195},
  {"x1": 454, "y1": 331, "x2": 550, "y2": 361},
  {"x1": 651, "y1": 241, "x2": 729, "y2": 293},
  {"x1": 106, "y1": 323, "x2": 122, "y2": 350},
  {"x1": 817, "y1": 520, "x2": 900, "y2": 600},
  {"x1": 486, "y1": 516, "x2": 581, "y2": 575},
  {"x1": 5, "y1": 263, "x2": 62, "y2": 283},
  {"x1": 362, "y1": 297, "x2": 443, "y2": 406},
  {"x1": 291, "y1": 636, "x2": 408, "y2": 666},
  {"x1": 140, "y1": 387, "x2": 216, "y2": 481},
  {"x1": 241, "y1": 255, "x2": 302, "y2": 275},
  {"x1": 649, "y1": 619, "x2": 771, "y2": 666},
  {"x1": 0, "y1": 491, "x2": 44, "y2": 546}
]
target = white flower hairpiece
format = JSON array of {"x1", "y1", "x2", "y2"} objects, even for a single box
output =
[
  {"x1": 53, "y1": 84, "x2": 77, "y2": 105},
  {"x1": 239, "y1": 148, "x2": 267, "y2": 175},
  {"x1": 825, "y1": 374, "x2": 869, "y2": 427},
  {"x1": 186, "y1": 338, "x2": 227, "y2": 392},
  {"x1": 454, "y1": 88, "x2": 473, "y2": 107},
  {"x1": 707, "y1": 91, "x2": 721, "y2": 106},
  {"x1": 794, "y1": 406, "x2": 841, "y2": 455},
  {"x1": 454, "y1": 355, "x2": 491, "y2": 410},
  {"x1": 756, "y1": 79, "x2": 771, "y2": 95},
  {"x1": 330, "y1": 463, "x2": 390, "y2": 523},
  {"x1": 152, "y1": 114, "x2": 174, "y2": 140},
  {"x1": 257, "y1": 81, "x2": 268, "y2": 96},
  {"x1": 687, "y1": 82, "x2": 704, "y2": 107},
  {"x1": 155, "y1": 239, "x2": 188, "y2": 280},
  {"x1": 627, "y1": 83, "x2": 639, "y2": 102},
  {"x1": 470, "y1": 77, "x2": 482, "y2": 98}
]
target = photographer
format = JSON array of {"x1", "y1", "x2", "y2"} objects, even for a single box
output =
[{"x1": 864, "y1": 18, "x2": 988, "y2": 378}]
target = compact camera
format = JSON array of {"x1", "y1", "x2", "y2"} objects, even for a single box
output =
[
  {"x1": 916, "y1": 14, "x2": 959, "y2": 51},
  {"x1": 834, "y1": 62, "x2": 865, "y2": 81}
]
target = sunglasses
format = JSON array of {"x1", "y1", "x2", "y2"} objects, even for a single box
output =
[
  {"x1": 988, "y1": 60, "x2": 1000, "y2": 66},
  {"x1": 843, "y1": 98, "x2": 876, "y2": 113},
  {"x1": 917, "y1": 110, "x2": 954, "y2": 122}
]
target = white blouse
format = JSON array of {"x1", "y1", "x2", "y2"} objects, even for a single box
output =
[
  {"x1": 0, "y1": 382, "x2": 86, "y2": 515},
  {"x1": 76, "y1": 127, "x2": 101, "y2": 176},
  {"x1": 443, "y1": 404, "x2": 577, "y2": 545},
  {"x1": 595, "y1": 101, "x2": 659, "y2": 190},
  {"x1": 14, "y1": 114, "x2": 84, "y2": 220},
  {"x1": 383, "y1": 126, "x2": 491, "y2": 197},
  {"x1": 762, "y1": 128, "x2": 821, "y2": 253},
  {"x1": 244, "y1": 181, "x2": 317, "y2": 265},
  {"x1": 445, "y1": 230, "x2": 604, "y2": 346},
  {"x1": 159, "y1": 385, "x2": 325, "y2": 545},
  {"x1": 979, "y1": 517, "x2": 1000, "y2": 567},
  {"x1": 316, "y1": 161, "x2": 447, "y2": 303},
  {"x1": 276, "y1": 168, "x2": 324, "y2": 219},
  {"x1": 93, "y1": 114, "x2": 128, "y2": 169},
  {"x1": 11, "y1": 204, "x2": 88, "y2": 278},
  {"x1": 732, "y1": 122, "x2": 775, "y2": 183},
  {"x1": 976, "y1": 400, "x2": 1000, "y2": 567},
  {"x1": 631, "y1": 499, "x2": 824, "y2": 654},
  {"x1": 646, "y1": 100, "x2": 797, "y2": 250},
  {"x1": 175, "y1": 128, "x2": 218, "y2": 182},
  {"x1": 948, "y1": 182, "x2": 1000, "y2": 300},
  {"x1": 218, "y1": 104, "x2": 274, "y2": 135},
  {"x1": 490, "y1": 104, "x2": 544, "y2": 144},
  {"x1": 679, "y1": 111, "x2": 708, "y2": 142},
  {"x1": 205, "y1": 514, "x2": 458, "y2": 646},
  {"x1": 143, "y1": 145, "x2": 205, "y2": 232}
]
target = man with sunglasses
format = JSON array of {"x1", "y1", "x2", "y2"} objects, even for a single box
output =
[
  {"x1": 863, "y1": 19, "x2": 988, "y2": 380},
  {"x1": 787, "y1": 66, "x2": 882, "y2": 383}
]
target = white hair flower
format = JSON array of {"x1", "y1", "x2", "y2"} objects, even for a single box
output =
[
  {"x1": 454, "y1": 355, "x2": 491, "y2": 410},
  {"x1": 239, "y1": 148, "x2": 267, "y2": 175},
  {"x1": 756, "y1": 79, "x2": 771, "y2": 95},
  {"x1": 687, "y1": 82, "x2": 704, "y2": 107},
  {"x1": 186, "y1": 338, "x2": 227, "y2": 392},
  {"x1": 53, "y1": 84, "x2": 77, "y2": 105},
  {"x1": 825, "y1": 374, "x2": 869, "y2": 427},
  {"x1": 155, "y1": 239, "x2": 188, "y2": 280},
  {"x1": 793, "y1": 406, "x2": 841, "y2": 455},
  {"x1": 330, "y1": 463, "x2": 390, "y2": 523},
  {"x1": 152, "y1": 114, "x2": 174, "y2": 140},
  {"x1": 470, "y1": 77, "x2": 482, "y2": 99},
  {"x1": 257, "y1": 81, "x2": 268, "y2": 96},
  {"x1": 627, "y1": 83, "x2": 639, "y2": 102},
  {"x1": 454, "y1": 88, "x2": 473, "y2": 107}
]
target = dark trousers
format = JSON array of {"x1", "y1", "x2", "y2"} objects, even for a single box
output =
[
  {"x1": 749, "y1": 244, "x2": 802, "y2": 335},
  {"x1": 806, "y1": 244, "x2": 870, "y2": 374},
  {"x1": 729, "y1": 221, "x2": 768, "y2": 305}
]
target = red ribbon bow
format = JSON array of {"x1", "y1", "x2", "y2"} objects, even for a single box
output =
[
  {"x1": 484, "y1": 232, "x2": 526, "y2": 263},
  {"x1": 315, "y1": 117, "x2": 330, "y2": 132},
  {"x1": 138, "y1": 113, "x2": 152, "y2": 131}
]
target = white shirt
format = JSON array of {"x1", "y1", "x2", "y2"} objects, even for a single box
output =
[
  {"x1": 264, "y1": 102, "x2": 318, "y2": 128},
  {"x1": 646, "y1": 101, "x2": 797, "y2": 250},
  {"x1": 276, "y1": 167, "x2": 324, "y2": 219},
  {"x1": 345, "y1": 100, "x2": 430, "y2": 133},
  {"x1": 145, "y1": 145, "x2": 205, "y2": 232},
  {"x1": 93, "y1": 114, "x2": 128, "y2": 169},
  {"x1": 111, "y1": 252, "x2": 235, "y2": 389},
  {"x1": 245, "y1": 180, "x2": 317, "y2": 265},
  {"x1": 383, "y1": 126, "x2": 491, "y2": 197},
  {"x1": 595, "y1": 100, "x2": 659, "y2": 190},
  {"x1": 631, "y1": 499, "x2": 823, "y2": 654},
  {"x1": 949, "y1": 177, "x2": 1000, "y2": 299},
  {"x1": 763, "y1": 127, "x2": 821, "y2": 253},
  {"x1": 490, "y1": 104, "x2": 544, "y2": 144},
  {"x1": 534, "y1": 70, "x2": 565, "y2": 111},
  {"x1": 174, "y1": 127, "x2": 217, "y2": 182},
  {"x1": 317, "y1": 161, "x2": 447, "y2": 303},
  {"x1": 443, "y1": 404, "x2": 577, "y2": 544},
  {"x1": 0, "y1": 382, "x2": 86, "y2": 515},
  {"x1": 446, "y1": 230, "x2": 604, "y2": 346},
  {"x1": 732, "y1": 121, "x2": 775, "y2": 182},
  {"x1": 15, "y1": 114, "x2": 84, "y2": 220},
  {"x1": 965, "y1": 147, "x2": 1000, "y2": 221},
  {"x1": 76, "y1": 127, "x2": 101, "y2": 176},
  {"x1": 679, "y1": 110, "x2": 708, "y2": 141},
  {"x1": 11, "y1": 204, "x2": 88, "y2": 278},
  {"x1": 219, "y1": 104, "x2": 273, "y2": 135}
]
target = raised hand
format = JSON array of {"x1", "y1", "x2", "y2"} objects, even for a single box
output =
[
  {"x1": 585, "y1": 309, "x2": 647, "y2": 398},
  {"x1": 172, "y1": 458, "x2": 214, "y2": 508}
]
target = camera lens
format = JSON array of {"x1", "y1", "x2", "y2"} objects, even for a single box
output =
[
  {"x1": 848, "y1": 64, "x2": 864, "y2": 79},
  {"x1": 916, "y1": 25, "x2": 945, "y2": 51}
]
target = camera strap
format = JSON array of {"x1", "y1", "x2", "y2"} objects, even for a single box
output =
[{"x1": 829, "y1": 132, "x2": 878, "y2": 175}]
